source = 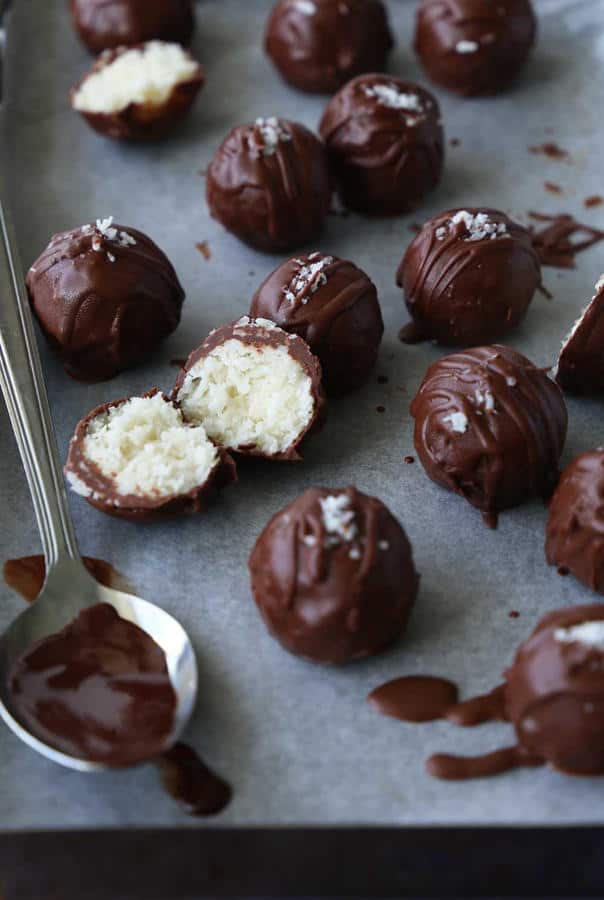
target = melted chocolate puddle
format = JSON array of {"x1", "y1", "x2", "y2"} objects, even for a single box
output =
[
  {"x1": 529, "y1": 211, "x2": 604, "y2": 269},
  {"x1": 4, "y1": 557, "x2": 232, "y2": 815},
  {"x1": 368, "y1": 676, "x2": 458, "y2": 722},
  {"x1": 427, "y1": 745, "x2": 542, "y2": 781}
]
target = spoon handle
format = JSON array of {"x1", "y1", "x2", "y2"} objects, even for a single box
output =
[{"x1": 0, "y1": 184, "x2": 79, "y2": 567}]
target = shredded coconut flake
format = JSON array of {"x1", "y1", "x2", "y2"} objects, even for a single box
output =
[
  {"x1": 436, "y1": 210, "x2": 509, "y2": 243},
  {"x1": 319, "y1": 493, "x2": 358, "y2": 544},
  {"x1": 443, "y1": 411, "x2": 469, "y2": 433},
  {"x1": 292, "y1": 0, "x2": 316, "y2": 12},
  {"x1": 255, "y1": 117, "x2": 292, "y2": 156},
  {"x1": 362, "y1": 83, "x2": 424, "y2": 120},
  {"x1": 378, "y1": 540, "x2": 389, "y2": 551},
  {"x1": 506, "y1": 376, "x2": 517, "y2": 387},
  {"x1": 283, "y1": 253, "x2": 333, "y2": 304},
  {"x1": 456, "y1": 40, "x2": 479, "y2": 53},
  {"x1": 475, "y1": 389, "x2": 495, "y2": 412},
  {"x1": 554, "y1": 621, "x2": 604, "y2": 651},
  {"x1": 348, "y1": 546, "x2": 361, "y2": 560},
  {"x1": 303, "y1": 534, "x2": 317, "y2": 547},
  {"x1": 596, "y1": 273, "x2": 604, "y2": 294}
]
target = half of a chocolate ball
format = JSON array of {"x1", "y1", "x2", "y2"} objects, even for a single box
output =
[
  {"x1": 319, "y1": 74, "x2": 444, "y2": 216},
  {"x1": 249, "y1": 486, "x2": 419, "y2": 664},
  {"x1": 264, "y1": 0, "x2": 393, "y2": 94},
  {"x1": 26, "y1": 218, "x2": 184, "y2": 382},
  {"x1": 206, "y1": 118, "x2": 332, "y2": 252},
  {"x1": 398, "y1": 208, "x2": 541, "y2": 346},
  {"x1": 410, "y1": 345, "x2": 567, "y2": 527},
  {"x1": 71, "y1": 41, "x2": 204, "y2": 141},
  {"x1": 65, "y1": 391, "x2": 236, "y2": 521},
  {"x1": 174, "y1": 317, "x2": 325, "y2": 460},
  {"x1": 504, "y1": 604, "x2": 604, "y2": 775},
  {"x1": 414, "y1": 0, "x2": 537, "y2": 97},
  {"x1": 555, "y1": 275, "x2": 604, "y2": 394},
  {"x1": 250, "y1": 252, "x2": 383, "y2": 394},
  {"x1": 70, "y1": 0, "x2": 195, "y2": 55},
  {"x1": 546, "y1": 450, "x2": 604, "y2": 594}
]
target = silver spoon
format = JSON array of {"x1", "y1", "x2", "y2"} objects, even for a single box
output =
[{"x1": 0, "y1": 189, "x2": 198, "y2": 771}]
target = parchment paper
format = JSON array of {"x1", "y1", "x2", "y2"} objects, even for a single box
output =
[{"x1": 1, "y1": 0, "x2": 604, "y2": 829}]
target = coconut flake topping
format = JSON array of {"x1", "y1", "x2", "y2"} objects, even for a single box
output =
[
  {"x1": 436, "y1": 210, "x2": 508, "y2": 243},
  {"x1": 319, "y1": 493, "x2": 358, "y2": 544},
  {"x1": 284, "y1": 253, "x2": 334, "y2": 304},
  {"x1": 85, "y1": 216, "x2": 137, "y2": 254},
  {"x1": 443, "y1": 411, "x2": 469, "y2": 433},
  {"x1": 596, "y1": 274, "x2": 604, "y2": 294},
  {"x1": 255, "y1": 117, "x2": 292, "y2": 156},
  {"x1": 292, "y1": 0, "x2": 316, "y2": 12},
  {"x1": 362, "y1": 83, "x2": 425, "y2": 123},
  {"x1": 456, "y1": 40, "x2": 479, "y2": 53},
  {"x1": 554, "y1": 621, "x2": 604, "y2": 651}
]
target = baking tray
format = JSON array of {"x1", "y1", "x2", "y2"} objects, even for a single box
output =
[{"x1": 2, "y1": 0, "x2": 604, "y2": 895}]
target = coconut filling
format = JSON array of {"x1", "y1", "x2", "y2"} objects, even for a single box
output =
[
  {"x1": 69, "y1": 394, "x2": 218, "y2": 502},
  {"x1": 72, "y1": 41, "x2": 200, "y2": 114},
  {"x1": 177, "y1": 339, "x2": 315, "y2": 455}
]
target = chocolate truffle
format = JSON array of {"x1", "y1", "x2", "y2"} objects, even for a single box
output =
[
  {"x1": 206, "y1": 118, "x2": 332, "y2": 252},
  {"x1": 264, "y1": 0, "x2": 393, "y2": 94},
  {"x1": 26, "y1": 218, "x2": 184, "y2": 382},
  {"x1": 545, "y1": 450, "x2": 604, "y2": 593},
  {"x1": 173, "y1": 317, "x2": 325, "y2": 460},
  {"x1": 70, "y1": 0, "x2": 195, "y2": 55},
  {"x1": 555, "y1": 275, "x2": 604, "y2": 394},
  {"x1": 71, "y1": 42, "x2": 204, "y2": 141},
  {"x1": 397, "y1": 208, "x2": 541, "y2": 346},
  {"x1": 65, "y1": 391, "x2": 236, "y2": 521},
  {"x1": 504, "y1": 604, "x2": 604, "y2": 775},
  {"x1": 249, "y1": 251, "x2": 383, "y2": 394},
  {"x1": 414, "y1": 0, "x2": 537, "y2": 97},
  {"x1": 319, "y1": 74, "x2": 444, "y2": 216},
  {"x1": 410, "y1": 345, "x2": 567, "y2": 526},
  {"x1": 249, "y1": 486, "x2": 419, "y2": 664}
]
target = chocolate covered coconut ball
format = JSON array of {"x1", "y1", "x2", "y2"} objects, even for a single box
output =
[
  {"x1": 504, "y1": 605, "x2": 604, "y2": 775},
  {"x1": 174, "y1": 317, "x2": 325, "y2": 460},
  {"x1": 410, "y1": 346, "x2": 567, "y2": 527},
  {"x1": 70, "y1": 0, "x2": 195, "y2": 54},
  {"x1": 206, "y1": 118, "x2": 332, "y2": 252},
  {"x1": 415, "y1": 0, "x2": 537, "y2": 97},
  {"x1": 319, "y1": 74, "x2": 444, "y2": 216},
  {"x1": 249, "y1": 486, "x2": 419, "y2": 664},
  {"x1": 545, "y1": 450, "x2": 604, "y2": 594},
  {"x1": 71, "y1": 41, "x2": 204, "y2": 141},
  {"x1": 555, "y1": 275, "x2": 604, "y2": 395},
  {"x1": 249, "y1": 251, "x2": 383, "y2": 394},
  {"x1": 398, "y1": 208, "x2": 541, "y2": 346},
  {"x1": 264, "y1": 0, "x2": 393, "y2": 94},
  {"x1": 26, "y1": 218, "x2": 184, "y2": 382},
  {"x1": 65, "y1": 391, "x2": 236, "y2": 521}
]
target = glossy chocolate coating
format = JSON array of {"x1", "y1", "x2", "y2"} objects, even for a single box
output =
[
  {"x1": 173, "y1": 318, "x2": 326, "y2": 460},
  {"x1": 410, "y1": 345, "x2": 567, "y2": 522},
  {"x1": 10, "y1": 603, "x2": 176, "y2": 766},
  {"x1": 319, "y1": 74, "x2": 444, "y2": 216},
  {"x1": 556, "y1": 279, "x2": 604, "y2": 394},
  {"x1": 70, "y1": 0, "x2": 195, "y2": 54},
  {"x1": 26, "y1": 222, "x2": 184, "y2": 382},
  {"x1": 249, "y1": 486, "x2": 419, "y2": 664},
  {"x1": 65, "y1": 391, "x2": 236, "y2": 521},
  {"x1": 206, "y1": 119, "x2": 332, "y2": 253},
  {"x1": 504, "y1": 604, "x2": 604, "y2": 775},
  {"x1": 414, "y1": 0, "x2": 537, "y2": 97},
  {"x1": 264, "y1": 0, "x2": 393, "y2": 94},
  {"x1": 71, "y1": 45, "x2": 204, "y2": 142},
  {"x1": 545, "y1": 450, "x2": 604, "y2": 594},
  {"x1": 249, "y1": 252, "x2": 383, "y2": 394},
  {"x1": 398, "y1": 208, "x2": 541, "y2": 346}
]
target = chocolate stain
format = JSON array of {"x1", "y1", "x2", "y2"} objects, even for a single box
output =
[
  {"x1": 427, "y1": 745, "x2": 542, "y2": 780},
  {"x1": 558, "y1": 565, "x2": 570, "y2": 576},
  {"x1": 3, "y1": 554, "x2": 134, "y2": 603},
  {"x1": 449, "y1": 137, "x2": 460, "y2": 147},
  {"x1": 376, "y1": 405, "x2": 385, "y2": 413},
  {"x1": 544, "y1": 182, "x2": 562, "y2": 194},
  {"x1": 195, "y1": 241, "x2": 211, "y2": 260},
  {"x1": 509, "y1": 610, "x2": 520, "y2": 619},
  {"x1": 585, "y1": 195, "x2": 603, "y2": 208},
  {"x1": 368, "y1": 676, "x2": 458, "y2": 722},
  {"x1": 404, "y1": 455, "x2": 415, "y2": 465},
  {"x1": 529, "y1": 211, "x2": 604, "y2": 269},
  {"x1": 529, "y1": 142, "x2": 569, "y2": 161}
]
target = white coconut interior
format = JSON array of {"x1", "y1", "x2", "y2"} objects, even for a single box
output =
[
  {"x1": 79, "y1": 394, "x2": 218, "y2": 499},
  {"x1": 177, "y1": 339, "x2": 314, "y2": 455},
  {"x1": 72, "y1": 41, "x2": 200, "y2": 114}
]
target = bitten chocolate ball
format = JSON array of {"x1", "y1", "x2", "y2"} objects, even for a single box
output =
[
  {"x1": 65, "y1": 391, "x2": 236, "y2": 521},
  {"x1": 504, "y1": 605, "x2": 604, "y2": 775},
  {"x1": 410, "y1": 346, "x2": 567, "y2": 527},
  {"x1": 414, "y1": 0, "x2": 537, "y2": 97},
  {"x1": 71, "y1": 0, "x2": 195, "y2": 54},
  {"x1": 555, "y1": 275, "x2": 604, "y2": 395},
  {"x1": 26, "y1": 218, "x2": 184, "y2": 382},
  {"x1": 206, "y1": 118, "x2": 332, "y2": 253},
  {"x1": 174, "y1": 317, "x2": 325, "y2": 460},
  {"x1": 545, "y1": 450, "x2": 604, "y2": 594},
  {"x1": 264, "y1": 0, "x2": 393, "y2": 94},
  {"x1": 319, "y1": 74, "x2": 444, "y2": 216},
  {"x1": 249, "y1": 252, "x2": 383, "y2": 394},
  {"x1": 249, "y1": 486, "x2": 419, "y2": 664},
  {"x1": 71, "y1": 42, "x2": 204, "y2": 141},
  {"x1": 397, "y1": 208, "x2": 541, "y2": 346}
]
